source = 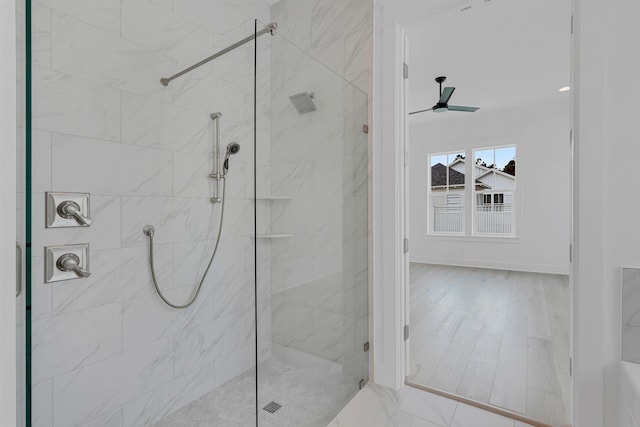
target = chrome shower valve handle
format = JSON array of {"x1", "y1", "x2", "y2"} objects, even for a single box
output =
[
  {"x1": 57, "y1": 200, "x2": 92, "y2": 226},
  {"x1": 56, "y1": 253, "x2": 91, "y2": 278}
]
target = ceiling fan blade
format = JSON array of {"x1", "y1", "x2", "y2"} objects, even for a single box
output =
[
  {"x1": 439, "y1": 87, "x2": 455, "y2": 104},
  {"x1": 409, "y1": 108, "x2": 433, "y2": 115},
  {"x1": 448, "y1": 105, "x2": 479, "y2": 112}
]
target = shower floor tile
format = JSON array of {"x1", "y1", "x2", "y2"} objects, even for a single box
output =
[{"x1": 152, "y1": 352, "x2": 360, "y2": 427}]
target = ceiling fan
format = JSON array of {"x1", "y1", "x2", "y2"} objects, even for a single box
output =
[{"x1": 409, "y1": 76, "x2": 480, "y2": 115}]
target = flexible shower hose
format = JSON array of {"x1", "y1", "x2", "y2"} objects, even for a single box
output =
[{"x1": 143, "y1": 178, "x2": 227, "y2": 309}]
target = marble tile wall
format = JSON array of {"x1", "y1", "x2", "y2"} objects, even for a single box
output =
[
  {"x1": 622, "y1": 268, "x2": 640, "y2": 363},
  {"x1": 271, "y1": 0, "x2": 373, "y2": 95},
  {"x1": 30, "y1": 1, "x2": 270, "y2": 425},
  {"x1": 619, "y1": 362, "x2": 640, "y2": 427},
  {"x1": 266, "y1": 0, "x2": 372, "y2": 387}
]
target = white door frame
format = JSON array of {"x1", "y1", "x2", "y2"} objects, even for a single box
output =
[
  {"x1": 401, "y1": 35, "x2": 411, "y2": 378},
  {"x1": 373, "y1": 0, "x2": 609, "y2": 424},
  {"x1": 0, "y1": 0, "x2": 18, "y2": 423}
]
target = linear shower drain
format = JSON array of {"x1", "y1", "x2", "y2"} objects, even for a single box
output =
[{"x1": 263, "y1": 401, "x2": 282, "y2": 414}]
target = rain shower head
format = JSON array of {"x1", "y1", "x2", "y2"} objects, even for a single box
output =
[{"x1": 289, "y1": 92, "x2": 316, "y2": 114}]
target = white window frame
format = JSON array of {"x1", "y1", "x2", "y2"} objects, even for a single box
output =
[
  {"x1": 427, "y1": 145, "x2": 517, "y2": 238},
  {"x1": 472, "y1": 145, "x2": 517, "y2": 237},
  {"x1": 427, "y1": 151, "x2": 466, "y2": 236}
]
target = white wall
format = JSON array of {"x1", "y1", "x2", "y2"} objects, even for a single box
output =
[
  {"x1": 602, "y1": 0, "x2": 640, "y2": 422},
  {"x1": 0, "y1": 0, "x2": 18, "y2": 425},
  {"x1": 409, "y1": 100, "x2": 571, "y2": 274}
]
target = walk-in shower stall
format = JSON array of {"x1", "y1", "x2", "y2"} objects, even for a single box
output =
[{"x1": 16, "y1": 1, "x2": 369, "y2": 425}]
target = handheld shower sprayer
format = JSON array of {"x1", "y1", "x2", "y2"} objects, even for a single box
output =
[
  {"x1": 143, "y1": 122, "x2": 241, "y2": 309},
  {"x1": 223, "y1": 142, "x2": 240, "y2": 176}
]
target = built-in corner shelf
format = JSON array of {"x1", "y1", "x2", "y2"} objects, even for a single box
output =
[
  {"x1": 254, "y1": 196, "x2": 294, "y2": 241},
  {"x1": 256, "y1": 196, "x2": 294, "y2": 200}
]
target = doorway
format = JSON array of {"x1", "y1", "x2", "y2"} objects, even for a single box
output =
[{"x1": 402, "y1": 1, "x2": 572, "y2": 426}]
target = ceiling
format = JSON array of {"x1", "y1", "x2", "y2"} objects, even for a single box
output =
[{"x1": 406, "y1": 0, "x2": 571, "y2": 121}]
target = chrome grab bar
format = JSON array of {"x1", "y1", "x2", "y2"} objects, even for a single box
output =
[{"x1": 159, "y1": 22, "x2": 277, "y2": 86}]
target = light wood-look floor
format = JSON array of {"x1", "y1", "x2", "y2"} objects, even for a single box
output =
[{"x1": 408, "y1": 264, "x2": 570, "y2": 427}]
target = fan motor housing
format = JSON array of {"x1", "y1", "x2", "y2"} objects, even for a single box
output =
[{"x1": 433, "y1": 103, "x2": 448, "y2": 112}]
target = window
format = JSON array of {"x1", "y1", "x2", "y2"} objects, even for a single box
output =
[
  {"x1": 427, "y1": 146, "x2": 516, "y2": 237},
  {"x1": 473, "y1": 146, "x2": 516, "y2": 235},
  {"x1": 429, "y1": 151, "x2": 466, "y2": 234}
]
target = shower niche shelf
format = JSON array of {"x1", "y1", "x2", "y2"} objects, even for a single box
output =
[
  {"x1": 256, "y1": 195, "x2": 293, "y2": 200},
  {"x1": 255, "y1": 196, "x2": 293, "y2": 239}
]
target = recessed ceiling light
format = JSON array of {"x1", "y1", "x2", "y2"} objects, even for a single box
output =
[{"x1": 559, "y1": 86, "x2": 571, "y2": 92}]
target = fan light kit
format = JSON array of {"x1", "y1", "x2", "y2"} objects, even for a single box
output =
[{"x1": 410, "y1": 76, "x2": 480, "y2": 115}]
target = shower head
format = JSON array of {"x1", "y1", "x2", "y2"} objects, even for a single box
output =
[
  {"x1": 289, "y1": 92, "x2": 316, "y2": 114},
  {"x1": 226, "y1": 142, "x2": 240, "y2": 156},
  {"x1": 223, "y1": 142, "x2": 240, "y2": 175}
]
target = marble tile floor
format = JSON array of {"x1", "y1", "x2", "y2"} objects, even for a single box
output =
[
  {"x1": 153, "y1": 352, "x2": 360, "y2": 427},
  {"x1": 328, "y1": 382, "x2": 536, "y2": 427},
  {"x1": 407, "y1": 263, "x2": 570, "y2": 427}
]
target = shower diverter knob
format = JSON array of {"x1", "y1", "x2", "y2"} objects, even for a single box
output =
[
  {"x1": 58, "y1": 200, "x2": 92, "y2": 226},
  {"x1": 44, "y1": 243, "x2": 91, "y2": 283},
  {"x1": 56, "y1": 253, "x2": 91, "y2": 278},
  {"x1": 46, "y1": 192, "x2": 91, "y2": 228}
]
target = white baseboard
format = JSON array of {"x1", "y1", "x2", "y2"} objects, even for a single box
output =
[{"x1": 409, "y1": 255, "x2": 570, "y2": 275}]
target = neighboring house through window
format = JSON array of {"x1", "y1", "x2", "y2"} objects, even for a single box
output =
[
  {"x1": 428, "y1": 146, "x2": 516, "y2": 236},
  {"x1": 429, "y1": 151, "x2": 466, "y2": 234}
]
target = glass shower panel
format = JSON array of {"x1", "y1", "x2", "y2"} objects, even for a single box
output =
[
  {"x1": 16, "y1": 0, "x2": 26, "y2": 424},
  {"x1": 256, "y1": 20, "x2": 369, "y2": 427},
  {"x1": 28, "y1": 2, "x2": 258, "y2": 425}
]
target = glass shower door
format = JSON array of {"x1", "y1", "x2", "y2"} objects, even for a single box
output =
[
  {"x1": 27, "y1": 3, "x2": 260, "y2": 425},
  {"x1": 16, "y1": 0, "x2": 26, "y2": 424},
  {"x1": 255, "y1": 20, "x2": 369, "y2": 427}
]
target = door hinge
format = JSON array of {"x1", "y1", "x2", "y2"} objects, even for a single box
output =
[
  {"x1": 364, "y1": 341, "x2": 370, "y2": 352},
  {"x1": 404, "y1": 324, "x2": 410, "y2": 341},
  {"x1": 569, "y1": 357, "x2": 573, "y2": 376},
  {"x1": 403, "y1": 238, "x2": 409, "y2": 254},
  {"x1": 403, "y1": 62, "x2": 409, "y2": 79},
  {"x1": 569, "y1": 244, "x2": 572, "y2": 263},
  {"x1": 363, "y1": 124, "x2": 369, "y2": 134},
  {"x1": 570, "y1": 129, "x2": 573, "y2": 148},
  {"x1": 570, "y1": 14, "x2": 574, "y2": 34}
]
